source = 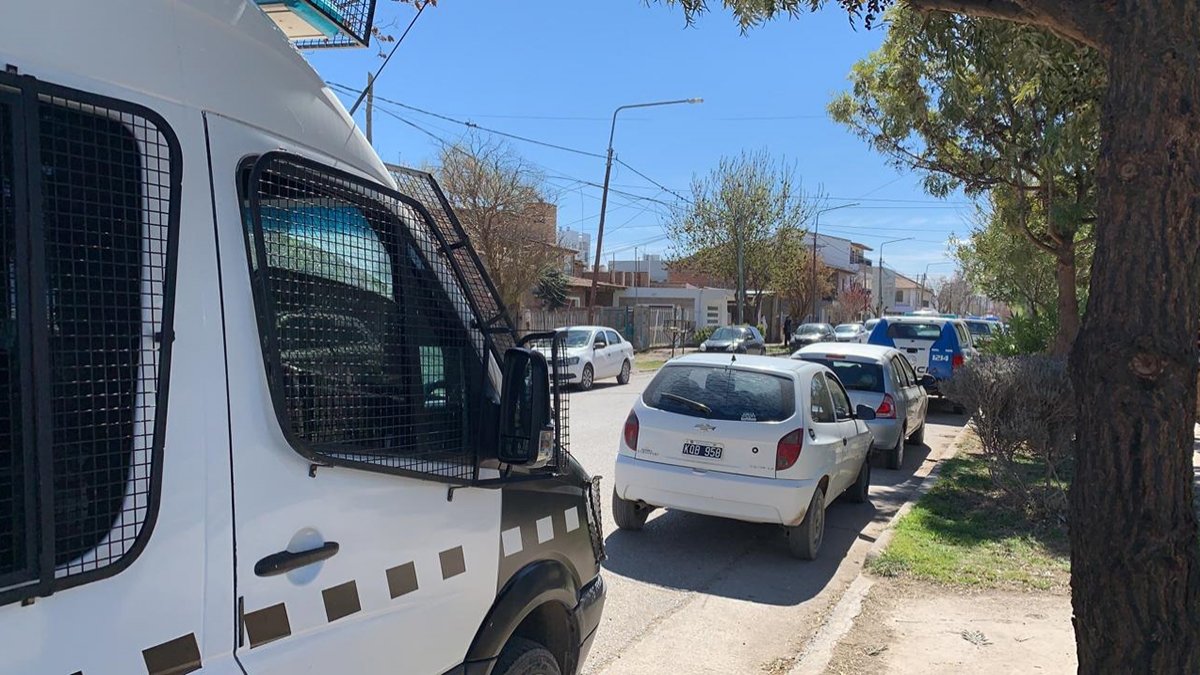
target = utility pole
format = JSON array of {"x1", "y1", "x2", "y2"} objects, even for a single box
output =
[
  {"x1": 809, "y1": 202, "x2": 858, "y2": 323},
  {"x1": 365, "y1": 72, "x2": 374, "y2": 145},
  {"x1": 587, "y1": 98, "x2": 702, "y2": 323},
  {"x1": 877, "y1": 237, "x2": 914, "y2": 317},
  {"x1": 735, "y1": 211, "x2": 745, "y2": 325}
]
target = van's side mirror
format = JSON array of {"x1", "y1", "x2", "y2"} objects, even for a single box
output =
[
  {"x1": 499, "y1": 348, "x2": 554, "y2": 467},
  {"x1": 855, "y1": 404, "x2": 877, "y2": 421}
]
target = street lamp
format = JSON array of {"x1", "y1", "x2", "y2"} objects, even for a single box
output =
[
  {"x1": 922, "y1": 260, "x2": 955, "y2": 310},
  {"x1": 588, "y1": 98, "x2": 703, "y2": 322},
  {"x1": 877, "y1": 237, "x2": 914, "y2": 316},
  {"x1": 809, "y1": 202, "x2": 859, "y2": 322}
]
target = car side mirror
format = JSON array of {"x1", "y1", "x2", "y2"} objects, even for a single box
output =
[
  {"x1": 920, "y1": 374, "x2": 936, "y2": 388},
  {"x1": 498, "y1": 348, "x2": 554, "y2": 467},
  {"x1": 594, "y1": 339, "x2": 607, "y2": 350},
  {"x1": 855, "y1": 404, "x2": 877, "y2": 421}
]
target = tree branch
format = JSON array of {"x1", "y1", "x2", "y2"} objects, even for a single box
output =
[{"x1": 904, "y1": 0, "x2": 1106, "y2": 51}]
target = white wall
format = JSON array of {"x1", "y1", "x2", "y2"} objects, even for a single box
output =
[
  {"x1": 612, "y1": 254, "x2": 669, "y2": 283},
  {"x1": 613, "y1": 286, "x2": 733, "y2": 326}
]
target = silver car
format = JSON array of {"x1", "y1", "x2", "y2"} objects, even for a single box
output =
[{"x1": 793, "y1": 343, "x2": 928, "y2": 469}]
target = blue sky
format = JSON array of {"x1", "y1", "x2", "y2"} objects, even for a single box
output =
[{"x1": 308, "y1": 0, "x2": 972, "y2": 282}]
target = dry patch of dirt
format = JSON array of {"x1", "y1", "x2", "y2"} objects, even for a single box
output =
[{"x1": 824, "y1": 577, "x2": 1075, "y2": 675}]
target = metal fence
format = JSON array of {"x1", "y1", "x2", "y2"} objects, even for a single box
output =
[{"x1": 519, "y1": 306, "x2": 695, "y2": 351}]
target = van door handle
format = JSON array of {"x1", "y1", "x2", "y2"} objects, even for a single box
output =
[{"x1": 255, "y1": 542, "x2": 340, "y2": 577}]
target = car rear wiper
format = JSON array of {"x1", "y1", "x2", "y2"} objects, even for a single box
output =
[{"x1": 660, "y1": 392, "x2": 712, "y2": 417}]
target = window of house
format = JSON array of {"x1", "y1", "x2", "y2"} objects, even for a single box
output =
[
  {"x1": 240, "y1": 154, "x2": 486, "y2": 481},
  {"x1": 894, "y1": 290, "x2": 904, "y2": 303},
  {"x1": 0, "y1": 79, "x2": 178, "y2": 604}
]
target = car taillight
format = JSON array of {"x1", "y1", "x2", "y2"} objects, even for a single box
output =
[
  {"x1": 623, "y1": 411, "x2": 639, "y2": 450},
  {"x1": 952, "y1": 354, "x2": 965, "y2": 369},
  {"x1": 776, "y1": 429, "x2": 804, "y2": 470},
  {"x1": 876, "y1": 393, "x2": 897, "y2": 419}
]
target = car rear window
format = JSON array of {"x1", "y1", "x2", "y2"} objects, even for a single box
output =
[
  {"x1": 798, "y1": 358, "x2": 885, "y2": 393},
  {"x1": 643, "y1": 365, "x2": 795, "y2": 422},
  {"x1": 887, "y1": 322, "x2": 943, "y2": 340}
]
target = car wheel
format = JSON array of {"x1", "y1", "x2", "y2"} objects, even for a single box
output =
[
  {"x1": 579, "y1": 364, "x2": 594, "y2": 391},
  {"x1": 787, "y1": 486, "x2": 826, "y2": 560},
  {"x1": 617, "y1": 359, "x2": 631, "y2": 384},
  {"x1": 846, "y1": 456, "x2": 871, "y2": 503},
  {"x1": 886, "y1": 427, "x2": 905, "y2": 470},
  {"x1": 907, "y1": 420, "x2": 925, "y2": 445},
  {"x1": 612, "y1": 488, "x2": 650, "y2": 531},
  {"x1": 494, "y1": 637, "x2": 561, "y2": 675}
]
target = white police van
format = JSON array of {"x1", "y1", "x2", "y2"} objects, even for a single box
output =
[{"x1": 0, "y1": 2, "x2": 604, "y2": 673}]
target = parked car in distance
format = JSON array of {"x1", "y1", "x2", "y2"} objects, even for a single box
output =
[
  {"x1": 612, "y1": 354, "x2": 877, "y2": 560},
  {"x1": 789, "y1": 323, "x2": 836, "y2": 350},
  {"x1": 963, "y1": 318, "x2": 1003, "y2": 346},
  {"x1": 833, "y1": 323, "x2": 866, "y2": 343},
  {"x1": 794, "y1": 344, "x2": 928, "y2": 469},
  {"x1": 863, "y1": 318, "x2": 881, "y2": 335},
  {"x1": 865, "y1": 316, "x2": 978, "y2": 413},
  {"x1": 558, "y1": 325, "x2": 636, "y2": 390},
  {"x1": 699, "y1": 325, "x2": 768, "y2": 355}
]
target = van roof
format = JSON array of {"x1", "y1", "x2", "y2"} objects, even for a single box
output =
[
  {"x1": 3, "y1": 1, "x2": 391, "y2": 186},
  {"x1": 882, "y1": 315, "x2": 963, "y2": 326}
]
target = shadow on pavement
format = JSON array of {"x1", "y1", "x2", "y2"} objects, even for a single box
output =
[{"x1": 601, "y1": 412, "x2": 967, "y2": 606}]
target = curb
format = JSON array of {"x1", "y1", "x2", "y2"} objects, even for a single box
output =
[
  {"x1": 864, "y1": 424, "x2": 969, "y2": 565},
  {"x1": 787, "y1": 420, "x2": 973, "y2": 675}
]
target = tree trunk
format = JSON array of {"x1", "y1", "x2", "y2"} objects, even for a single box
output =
[
  {"x1": 1050, "y1": 245, "x2": 1079, "y2": 355},
  {"x1": 1067, "y1": 2, "x2": 1200, "y2": 672}
]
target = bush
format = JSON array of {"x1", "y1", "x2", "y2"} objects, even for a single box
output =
[
  {"x1": 942, "y1": 356, "x2": 1075, "y2": 521},
  {"x1": 981, "y1": 312, "x2": 1057, "y2": 356},
  {"x1": 692, "y1": 326, "x2": 715, "y2": 346}
]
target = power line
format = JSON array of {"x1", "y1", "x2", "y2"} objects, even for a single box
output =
[
  {"x1": 349, "y1": 5, "x2": 428, "y2": 116},
  {"x1": 331, "y1": 82, "x2": 608, "y2": 159},
  {"x1": 614, "y1": 159, "x2": 692, "y2": 204}
]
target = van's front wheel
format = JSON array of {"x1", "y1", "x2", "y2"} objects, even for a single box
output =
[{"x1": 494, "y1": 637, "x2": 561, "y2": 675}]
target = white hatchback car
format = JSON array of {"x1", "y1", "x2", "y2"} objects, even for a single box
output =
[
  {"x1": 612, "y1": 354, "x2": 876, "y2": 559},
  {"x1": 558, "y1": 325, "x2": 636, "y2": 390}
]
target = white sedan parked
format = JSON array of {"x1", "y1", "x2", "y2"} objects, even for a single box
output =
[
  {"x1": 611, "y1": 354, "x2": 876, "y2": 559},
  {"x1": 558, "y1": 325, "x2": 636, "y2": 390}
]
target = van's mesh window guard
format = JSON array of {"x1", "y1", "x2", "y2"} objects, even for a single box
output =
[
  {"x1": 387, "y1": 166, "x2": 517, "y2": 360},
  {"x1": 0, "y1": 101, "x2": 22, "y2": 583},
  {"x1": 520, "y1": 332, "x2": 570, "y2": 460},
  {"x1": 40, "y1": 94, "x2": 174, "y2": 579},
  {"x1": 294, "y1": 0, "x2": 377, "y2": 49},
  {"x1": 0, "y1": 74, "x2": 177, "y2": 601},
  {"x1": 243, "y1": 155, "x2": 486, "y2": 481},
  {"x1": 388, "y1": 165, "x2": 573, "y2": 469}
]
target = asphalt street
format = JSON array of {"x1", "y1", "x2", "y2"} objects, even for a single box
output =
[{"x1": 568, "y1": 367, "x2": 967, "y2": 675}]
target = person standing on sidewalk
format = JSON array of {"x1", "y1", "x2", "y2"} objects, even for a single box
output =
[{"x1": 783, "y1": 316, "x2": 793, "y2": 347}]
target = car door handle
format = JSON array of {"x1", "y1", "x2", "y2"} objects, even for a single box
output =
[{"x1": 255, "y1": 542, "x2": 340, "y2": 577}]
